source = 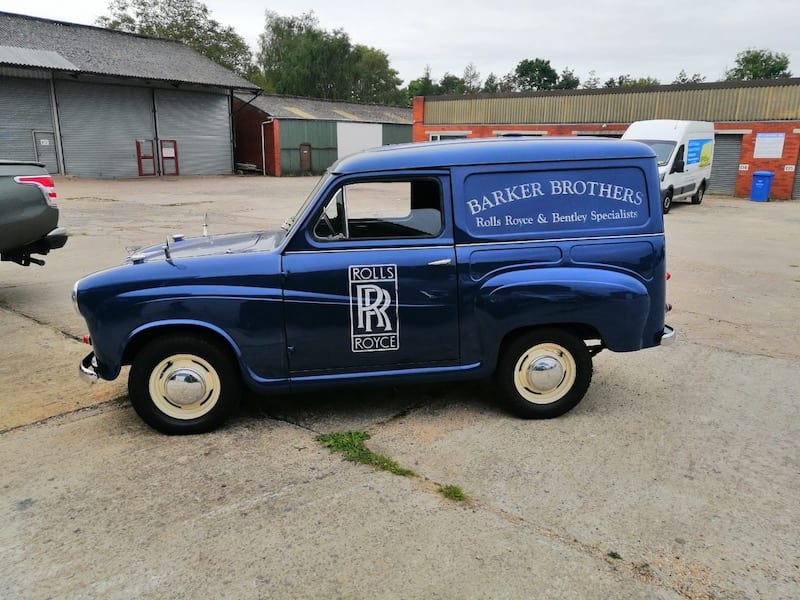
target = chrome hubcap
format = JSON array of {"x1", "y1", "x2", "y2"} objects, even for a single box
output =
[
  {"x1": 513, "y1": 342, "x2": 577, "y2": 405},
  {"x1": 527, "y1": 356, "x2": 565, "y2": 392},
  {"x1": 164, "y1": 368, "x2": 207, "y2": 406}
]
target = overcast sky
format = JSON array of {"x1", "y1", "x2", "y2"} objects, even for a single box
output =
[{"x1": 2, "y1": 0, "x2": 798, "y2": 86}]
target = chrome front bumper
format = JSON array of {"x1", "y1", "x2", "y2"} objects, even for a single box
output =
[
  {"x1": 660, "y1": 325, "x2": 676, "y2": 346},
  {"x1": 79, "y1": 352, "x2": 99, "y2": 383}
]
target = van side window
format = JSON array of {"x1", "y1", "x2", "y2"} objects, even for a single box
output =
[
  {"x1": 671, "y1": 144, "x2": 686, "y2": 173},
  {"x1": 313, "y1": 179, "x2": 444, "y2": 241}
]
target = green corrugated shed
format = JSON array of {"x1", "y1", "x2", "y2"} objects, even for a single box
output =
[
  {"x1": 279, "y1": 120, "x2": 337, "y2": 175},
  {"x1": 382, "y1": 124, "x2": 412, "y2": 145}
]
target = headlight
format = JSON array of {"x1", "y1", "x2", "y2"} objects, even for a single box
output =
[{"x1": 72, "y1": 280, "x2": 81, "y2": 315}]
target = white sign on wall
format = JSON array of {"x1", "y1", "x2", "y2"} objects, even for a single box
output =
[{"x1": 753, "y1": 133, "x2": 785, "y2": 159}]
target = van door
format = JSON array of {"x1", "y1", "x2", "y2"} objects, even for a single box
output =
[
  {"x1": 669, "y1": 143, "x2": 694, "y2": 198},
  {"x1": 282, "y1": 175, "x2": 459, "y2": 374}
]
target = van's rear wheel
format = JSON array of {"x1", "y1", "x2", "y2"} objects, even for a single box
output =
[
  {"x1": 128, "y1": 334, "x2": 241, "y2": 434},
  {"x1": 498, "y1": 329, "x2": 592, "y2": 419},
  {"x1": 691, "y1": 182, "x2": 705, "y2": 204},
  {"x1": 662, "y1": 189, "x2": 673, "y2": 214}
]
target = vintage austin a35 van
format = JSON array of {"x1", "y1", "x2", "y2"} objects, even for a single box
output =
[{"x1": 74, "y1": 137, "x2": 675, "y2": 434}]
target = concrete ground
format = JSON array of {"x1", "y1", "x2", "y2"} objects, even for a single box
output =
[{"x1": 0, "y1": 176, "x2": 798, "y2": 599}]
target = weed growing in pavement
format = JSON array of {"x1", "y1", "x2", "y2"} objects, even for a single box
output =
[
  {"x1": 438, "y1": 484, "x2": 468, "y2": 502},
  {"x1": 316, "y1": 431, "x2": 415, "y2": 477}
]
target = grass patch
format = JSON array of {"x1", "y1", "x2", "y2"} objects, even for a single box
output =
[
  {"x1": 316, "y1": 431, "x2": 414, "y2": 477},
  {"x1": 438, "y1": 484, "x2": 468, "y2": 502},
  {"x1": 607, "y1": 551, "x2": 623, "y2": 560}
]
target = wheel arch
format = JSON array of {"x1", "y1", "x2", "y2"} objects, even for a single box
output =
[
  {"x1": 122, "y1": 321, "x2": 242, "y2": 368},
  {"x1": 496, "y1": 323, "x2": 600, "y2": 370}
]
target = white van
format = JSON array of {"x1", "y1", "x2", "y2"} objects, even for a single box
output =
[{"x1": 622, "y1": 120, "x2": 714, "y2": 213}]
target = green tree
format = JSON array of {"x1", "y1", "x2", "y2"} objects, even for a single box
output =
[
  {"x1": 582, "y1": 70, "x2": 600, "y2": 89},
  {"x1": 482, "y1": 72, "x2": 500, "y2": 93},
  {"x1": 554, "y1": 67, "x2": 580, "y2": 89},
  {"x1": 351, "y1": 45, "x2": 403, "y2": 104},
  {"x1": 256, "y1": 10, "x2": 319, "y2": 90},
  {"x1": 438, "y1": 72, "x2": 465, "y2": 95},
  {"x1": 725, "y1": 48, "x2": 792, "y2": 80},
  {"x1": 604, "y1": 74, "x2": 633, "y2": 88},
  {"x1": 256, "y1": 11, "x2": 404, "y2": 104},
  {"x1": 672, "y1": 69, "x2": 706, "y2": 84},
  {"x1": 462, "y1": 62, "x2": 482, "y2": 94},
  {"x1": 631, "y1": 76, "x2": 660, "y2": 86},
  {"x1": 604, "y1": 74, "x2": 660, "y2": 88},
  {"x1": 279, "y1": 27, "x2": 354, "y2": 100},
  {"x1": 97, "y1": 0, "x2": 252, "y2": 75},
  {"x1": 514, "y1": 58, "x2": 558, "y2": 91},
  {"x1": 407, "y1": 65, "x2": 439, "y2": 97},
  {"x1": 498, "y1": 73, "x2": 517, "y2": 92}
]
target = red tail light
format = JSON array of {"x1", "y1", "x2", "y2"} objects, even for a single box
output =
[
  {"x1": 82, "y1": 335, "x2": 92, "y2": 345},
  {"x1": 666, "y1": 271, "x2": 671, "y2": 281},
  {"x1": 14, "y1": 175, "x2": 58, "y2": 204}
]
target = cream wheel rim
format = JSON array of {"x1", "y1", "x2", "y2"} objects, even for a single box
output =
[
  {"x1": 513, "y1": 342, "x2": 576, "y2": 404},
  {"x1": 148, "y1": 354, "x2": 221, "y2": 420}
]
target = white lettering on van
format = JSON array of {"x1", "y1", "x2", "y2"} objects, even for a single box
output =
[
  {"x1": 467, "y1": 182, "x2": 544, "y2": 214},
  {"x1": 549, "y1": 179, "x2": 643, "y2": 206},
  {"x1": 467, "y1": 178, "x2": 645, "y2": 216}
]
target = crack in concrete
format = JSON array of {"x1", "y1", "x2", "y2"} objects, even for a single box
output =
[
  {"x1": 0, "y1": 395, "x2": 128, "y2": 435},
  {"x1": 0, "y1": 304, "x2": 83, "y2": 343}
]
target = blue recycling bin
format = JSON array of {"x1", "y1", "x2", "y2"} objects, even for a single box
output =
[{"x1": 750, "y1": 171, "x2": 774, "y2": 202}]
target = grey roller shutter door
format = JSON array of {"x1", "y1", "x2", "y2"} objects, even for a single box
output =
[
  {"x1": 0, "y1": 77, "x2": 58, "y2": 172},
  {"x1": 155, "y1": 90, "x2": 231, "y2": 175},
  {"x1": 56, "y1": 80, "x2": 155, "y2": 178},
  {"x1": 707, "y1": 134, "x2": 743, "y2": 196}
]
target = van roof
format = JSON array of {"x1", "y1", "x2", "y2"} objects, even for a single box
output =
[{"x1": 332, "y1": 137, "x2": 656, "y2": 175}]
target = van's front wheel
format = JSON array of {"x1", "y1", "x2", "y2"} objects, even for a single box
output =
[{"x1": 498, "y1": 329, "x2": 592, "y2": 419}]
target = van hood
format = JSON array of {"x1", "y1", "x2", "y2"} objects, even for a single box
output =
[{"x1": 126, "y1": 231, "x2": 284, "y2": 263}]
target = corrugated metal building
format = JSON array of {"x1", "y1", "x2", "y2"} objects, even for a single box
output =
[
  {"x1": 412, "y1": 80, "x2": 800, "y2": 199},
  {"x1": 233, "y1": 95, "x2": 411, "y2": 176},
  {"x1": 0, "y1": 12, "x2": 259, "y2": 178}
]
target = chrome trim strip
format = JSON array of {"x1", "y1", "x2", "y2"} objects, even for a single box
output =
[
  {"x1": 285, "y1": 244, "x2": 454, "y2": 255},
  {"x1": 455, "y1": 233, "x2": 663, "y2": 248},
  {"x1": 283, "y1": 233, "x2": 664, "y2": 255}
]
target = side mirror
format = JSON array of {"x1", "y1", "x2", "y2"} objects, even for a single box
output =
[{"x1": 671, "y1": 160, "x2": 685, "y2": 174}]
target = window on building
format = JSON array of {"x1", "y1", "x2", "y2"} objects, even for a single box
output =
[{"x1": 429, "y1": 133, "x2": 469, "y2": 141}]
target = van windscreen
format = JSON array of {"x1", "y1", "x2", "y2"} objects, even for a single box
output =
[{"x1": 635, "y1": 140, "x2": 676, "y2": 166}]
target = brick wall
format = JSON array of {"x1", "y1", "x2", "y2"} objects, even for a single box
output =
[
  {"x1": 412, "y1": 97, "x2": 800, "y2": 199},
  {"x1": 716, "y1": 122, "x2": 800, "y2": 199}
]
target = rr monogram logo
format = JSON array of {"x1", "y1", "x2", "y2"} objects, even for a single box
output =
[
  {"x1": 355, "y1": 284, "x2": 392, "y2": 333},
  {"x1": 349, "y1": 265, "x2": 399, "y2": 352}
]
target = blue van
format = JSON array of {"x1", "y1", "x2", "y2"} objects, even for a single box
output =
[{"x1": 74, "y1": 137, "x2": 674, "y2": 434}]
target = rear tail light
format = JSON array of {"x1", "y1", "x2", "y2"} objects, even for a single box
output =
[
  {"x1": 14, "y1": 175, "x2": 58, "y2": 206},
  {"x1": 666, "y1": 272, "x2": 672, "y2": 313}
]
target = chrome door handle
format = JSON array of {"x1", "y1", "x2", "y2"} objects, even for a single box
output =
[{"x1": 427, "y1": 258, "x2": 452, "y2": 266}]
